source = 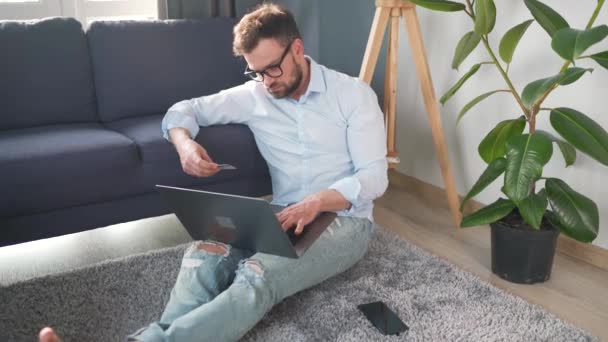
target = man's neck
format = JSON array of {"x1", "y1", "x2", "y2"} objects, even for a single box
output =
[{"x1": 289, "y1": 58, "x2": 311, "y2": 101}]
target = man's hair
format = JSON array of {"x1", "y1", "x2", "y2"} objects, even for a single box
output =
[{"x1": 232, "y1": 3, "x2": 301, "y2": 56}]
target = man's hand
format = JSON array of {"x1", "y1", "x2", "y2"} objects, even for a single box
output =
[
  {"x1": 177, "y1": 139, "x2": 220, "y2": 177},
  {"x1": 276, "y1": 195, "x2": 322, "y2": 235},
  {"x1": 169, "y1": 128, "x2": 220, "y2": 177},
  {"x1": 276, "y1": 189, "x2": 351, "y2": 235}
]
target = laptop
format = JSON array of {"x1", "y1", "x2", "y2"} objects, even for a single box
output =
[{"x1": 156, "y1": 185, "x2": 337, "y2": 259}]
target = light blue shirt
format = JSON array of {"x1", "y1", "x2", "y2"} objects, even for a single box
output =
[{"x1": 162, "y1": 57, "x2": 388, "y2": 221}]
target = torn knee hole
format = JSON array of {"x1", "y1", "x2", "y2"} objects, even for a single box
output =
[
  {"x1": 196, "y1": 241, "x2": 229, "y2": 256},
  {"x1": 244, "y1": 260, "x2": 264, "y2": 276}
]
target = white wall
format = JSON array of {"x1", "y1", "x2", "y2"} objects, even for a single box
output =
[
  {"x1": 393, "y1": 1, "x2": 608, "y2": 248},
  {"x1": 0, "y1": 0, "x2": 156, "y2": 25}
]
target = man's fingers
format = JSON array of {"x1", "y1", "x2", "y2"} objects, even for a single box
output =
[
  {"x1": 280, "y1": 217, "x2": 291, "y2": 231},
  {"x1": 199, "y1": 148, "x2": 215, "y2": 164},
  {"x1": 295, "y1": 219, "x2": 304, "y2": 235},
  {"x1": 188, "y1": 155, "x2": 218, "y2": 173},
  {"x1": 280, "y1": 214, "x2": 307, "y2": 233},
  {"x1": 184, "y1": 158, "x2": 218, "y2": 177},
  {"x1": 276, "y1": 208, "x2": 292, "y2": 222},
  {"x1": 278, "y1": 206, "x2": 309, "y2": 232},
  {"x1": 196, "y1": 158, "x2": 219, "y2": 171},
  {"x1": 281, "y1": 216, "x2": 296, "y2": 231},
  {"x1": 276, "y1": 211, "x2": 284, "y2": 222}
]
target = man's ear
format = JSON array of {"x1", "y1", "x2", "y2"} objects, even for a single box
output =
[{"x1": 292, "y1": 38, "x2": 304, "y2": 57}]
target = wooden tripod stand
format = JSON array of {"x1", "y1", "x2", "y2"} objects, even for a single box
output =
[{"x1": 360, "y1": 0, "x2": 462, "y2": 226}]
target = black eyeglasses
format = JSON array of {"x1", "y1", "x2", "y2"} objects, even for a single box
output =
[{"x1": 244, "y1": 41, "x2": 292, "y2": 82}]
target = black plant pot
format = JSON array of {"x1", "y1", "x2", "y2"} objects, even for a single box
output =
[{"x1": 490, "y1": 216, "x2": 560, "y2": 284}]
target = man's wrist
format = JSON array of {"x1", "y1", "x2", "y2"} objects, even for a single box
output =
[
  {"x1": 169, "y1": 128, "x2": 193, "y2": 148},
  {"x1": 327, "y1": 189, "x2": 353, "y2": 211},
  {"x1": 309, "y1": 189, "x2": 350, "y2": 212},
  {"x1": 308, "y1": 193, "x2": 324, "y2": 213}
]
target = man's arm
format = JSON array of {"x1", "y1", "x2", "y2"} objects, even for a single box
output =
[
  {"x1": 327, "y1": 79, "x2": 389, "y2": 212},
  {"x1": 162, "y1": 83, "x2": 256, "y2": 177},
  {"x1": 162, "y1": 83, "x2": 255, "y2": 141}
]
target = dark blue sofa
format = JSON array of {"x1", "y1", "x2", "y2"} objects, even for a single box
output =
[{"x1": 0, "y1": 17, "x2": 271, "y2": 246}]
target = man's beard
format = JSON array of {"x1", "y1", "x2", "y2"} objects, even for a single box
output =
[{"x1": 268, "y1": 58, "x2": 303, "y2": 99}]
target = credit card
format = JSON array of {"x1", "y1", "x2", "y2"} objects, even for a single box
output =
[{"x1": 218, "y1": 163, "x2": 237, "y2": 170}]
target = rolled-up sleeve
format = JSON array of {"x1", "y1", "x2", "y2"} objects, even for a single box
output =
[
  {"x1": 329, "y1": 80, "x2": 388, "y2": 212},
  {"x1": 161, "y1": 82, "x2": 255, "y2": 141}
]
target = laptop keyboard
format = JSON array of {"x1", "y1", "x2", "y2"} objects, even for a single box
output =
[{"x1": 286, "y1": 228, "x2": 304, "y2": 245}]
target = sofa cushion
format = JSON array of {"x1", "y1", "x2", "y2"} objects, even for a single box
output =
[
  {"x1": 0, "y1": 17, "x2": 97, "y2": 130},
  {"x1": 105, "y1": 114, "x2": 270, "y2": 188},
  {"x1": 87, "y1": 18, "x2": 246, "y2": 123},
  {"x1": 104, "y1": 114, "x2": 178, "y2": 164},
  {"x1": 0, "y1": 124, "x2": 143, "y2": 218}
]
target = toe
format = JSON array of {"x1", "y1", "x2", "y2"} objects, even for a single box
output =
[{"x1": 39, "y1": 327, "x2": 61, "y2": 342}]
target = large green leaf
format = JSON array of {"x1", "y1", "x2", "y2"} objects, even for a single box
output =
[
  {"x1": 478, "y1": 117, "x2": 526, "y2": 163},
  {"x1": 522, "y1": 76, "x2": 559, "y2": 108},
  {"x1": 536, "y1": 130, "x2": 577, "y2": 167},
  {"x1": 589, "y1": 51, "x2": 608, "y2": 70},
  {"x1": 474, "y1": 0, "x2": 496, "y2": 35},
  {"x1": 558, "y1": 67, "x2": 593, "y2": 86},
  {"x1": 517, "y1": 189, "x2": 548, "y2": 229},
  {"x1": 499, "y1": 19, "x2": 534, "y2": 64},
  {"x1": 552, "y1": 25, "x2": 608, "y2": 62},
  {"x1": 452, "y1": 31, "x2": 482, "y2": 70},
  {"x1": 546, "y1": 178, "x2": 599, "y2": 242},
  {"x1": 441, "y1": 64, "x2": 481, "y2": 105},
  {"x1": 461, "y1": 198, "x2": 515, "y2": 227},
  {"x1": 460, "y1": 157, "x2": 507, "y2": 212},
  {"x1": 524, "y1": 0, "x2": 569, "y2": 37},
  {"x1": 456, "y1": 90, "x2": 508, "y2": 124},
  {"x1": 521, "y1": 68, "x2": 592, "y2": 108},
  {"x1": 550, "y1": 108, "x2": 608, "y2": 166},
  {"x1": 503, "y1": 133, "x2": 553, "y2": 203},
  {"x1": 407, "y1": 0, "x2": 466, "y2": 12}
]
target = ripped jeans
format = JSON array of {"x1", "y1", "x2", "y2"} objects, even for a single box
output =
[{"x1": 128, "y1": 215, "x2": 374, "y2": 342}]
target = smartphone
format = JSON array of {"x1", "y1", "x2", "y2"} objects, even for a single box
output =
[{"x1": 357, "y1": 301, "x2": 409, "y2": 336}]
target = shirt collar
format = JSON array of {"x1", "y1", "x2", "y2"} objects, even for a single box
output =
[{"x1": 304, "y1": 56, "x2": 326, "y2": 95}]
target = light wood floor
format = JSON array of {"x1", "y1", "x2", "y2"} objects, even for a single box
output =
[{"x1": 374, "y1": 171, "x2": 608, "y2": 340}]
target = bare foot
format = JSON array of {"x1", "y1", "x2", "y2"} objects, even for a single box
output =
[{"x1": 39, "y1": 327, "x2": 62, "y2": 342}]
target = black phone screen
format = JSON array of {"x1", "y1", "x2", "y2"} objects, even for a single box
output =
[{"x1": 357, "y1": 301, "x2": 409, "y2": 336}]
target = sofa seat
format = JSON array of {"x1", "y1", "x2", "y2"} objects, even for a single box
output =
[
  {"x1": 0, "y1": 123, "x2": 143, "y2": 218},
  {"x1": 105, "y1": 114, "x2": 270, "y2": 188}
]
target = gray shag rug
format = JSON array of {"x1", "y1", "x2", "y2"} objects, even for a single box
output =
[{"x1": 0, "y1": 228, "x2": 597, "y2": 342}]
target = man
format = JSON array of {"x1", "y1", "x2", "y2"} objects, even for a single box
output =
[{"x1": 39, "y1": 3, "x2": 387, "y2": 341}]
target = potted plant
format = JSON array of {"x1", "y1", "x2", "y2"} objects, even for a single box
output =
[{"x1": 408, "y1": 0, "x2": 608, "y2": 284}]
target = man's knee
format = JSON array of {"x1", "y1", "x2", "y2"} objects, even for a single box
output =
[
  {"x1": 243, "y1": 259, "x2": 264, "y2": 276},
  {"x1": 234, "y1": 259, "x2": 271, "y2": 298},
  {"x1": 234, "y1": 258, "x2": 266, "y2": 284},
  {"x1": 196, "y1": 241, "x2": 229, "y2": 257}
]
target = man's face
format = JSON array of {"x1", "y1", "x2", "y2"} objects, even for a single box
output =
[{"x1": 243, "y1": 38, "x2": 303, "y2": 99}]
